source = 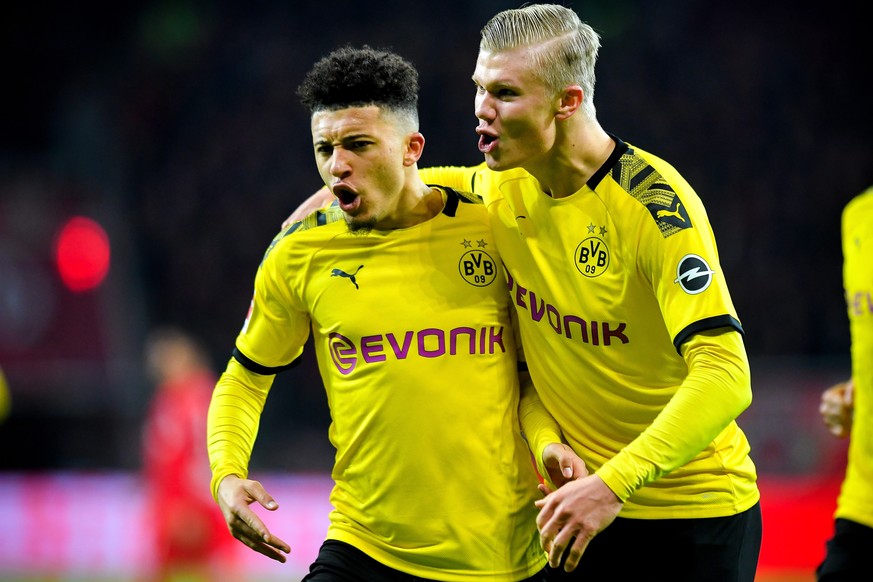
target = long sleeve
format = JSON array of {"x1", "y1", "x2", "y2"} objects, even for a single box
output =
[
  {"x1": 206, "y1": 357, "x2": 276, "y2": 500},
  {"x1": 596, "y1": 329, "x2": 752, "y2": 501},
  {"x1": 518, "y1": 371, "x2": 564, "y2": 486}
]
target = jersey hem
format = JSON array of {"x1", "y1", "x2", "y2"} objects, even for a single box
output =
[
  {"x1": 325, "y1": 529, "x2": 547, "y2": 581},
  {"x1": 617, "y1": 489, "x2": 760, "y2": 519}
]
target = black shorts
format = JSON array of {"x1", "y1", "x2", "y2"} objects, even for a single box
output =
[
  {"x1": 817, "y1": 517, "x2": 873, "y2": 581},
  {"x1": 547, "y1": 502, "x2": 762, "y2": 582},
  {"x1": 302, "y1": 539, "x2": 549, "y2": 582}
]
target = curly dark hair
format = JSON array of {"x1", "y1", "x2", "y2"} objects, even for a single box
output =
[{"x1": 297, "y1": 45, "x2": 419, "y2": 115}]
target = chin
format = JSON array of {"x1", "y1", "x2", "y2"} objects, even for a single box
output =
[
  {"x1": 484, "y1": 155, "x2": 520, "y2": 173},
  {"x1": 483, "y1": 154, "x2": 502, "y2": 169},
  {"x1": 346, "y1": 215, "x2": 377, "y2": 234}
]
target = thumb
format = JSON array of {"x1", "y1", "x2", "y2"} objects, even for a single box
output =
[
  {"x1": 248, "y1": 482, "x2": 279, "y2": 511},
  {"x1": 260, "y1": 494, "x2": 279, "y2": 511},
  {"x1": 561, "y1": 460, "x2": 573, "y2": 479}
]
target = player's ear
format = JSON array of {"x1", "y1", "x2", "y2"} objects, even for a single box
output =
[
  {"x1": 555, "y1": 85, "x2": 583, "y2": 120},
  {"x1": 404, "y1": 132, "x2": 425, "y2": 166}
]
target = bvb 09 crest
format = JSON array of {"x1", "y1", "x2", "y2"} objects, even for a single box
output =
[
  {"x1": 575, "y1": 236, "x2": 609, "y2": 277},
  {"x1": 459, "y1": 249, "x2": 498, "y2": 287}
]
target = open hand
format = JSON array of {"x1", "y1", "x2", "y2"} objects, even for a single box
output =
[{"x1": 216, "y1": 475, "x2": 291, "y2": 562}]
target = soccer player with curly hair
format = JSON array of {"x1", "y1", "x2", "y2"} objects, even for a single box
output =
[{"x1": 207, "y1": 45, "x2": 569, "y2": 581}]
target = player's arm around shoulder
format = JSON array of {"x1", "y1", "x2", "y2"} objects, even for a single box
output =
[
  {"x1": 419, "y1": 164, "x2": 486, "y2": 194},
  {"x1": 282, "y1": 186, "x2": 333, "y2": 228}
]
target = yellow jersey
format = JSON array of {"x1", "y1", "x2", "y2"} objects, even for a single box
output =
[
  {"x1": 837, "y1": 186, "x2": 873, "y2": 528},
  {"x1": 208, "y1": 187, "x2": 546, "y2": 580},
  {"x1": 421, "y1": 137, "x2": 759, "y2": 519}
]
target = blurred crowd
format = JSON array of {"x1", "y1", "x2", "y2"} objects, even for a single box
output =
[{"x1": 1, "y1": 0, "x2": 870, "y2": 471}]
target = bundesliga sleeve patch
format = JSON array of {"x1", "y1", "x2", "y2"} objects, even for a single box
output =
[{"x1": 674, "y1": 254, "x2": 714, "y2": 294}]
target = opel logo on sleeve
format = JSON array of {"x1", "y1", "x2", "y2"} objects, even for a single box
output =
[{"x1": 674, "y1": 254, "x2": 715, "y2": 294}]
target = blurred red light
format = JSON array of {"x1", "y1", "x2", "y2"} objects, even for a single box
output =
[{"x1": 54, "y1": 216, "x2": 111, "y2": 292}]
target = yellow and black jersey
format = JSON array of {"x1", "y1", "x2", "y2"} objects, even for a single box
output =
[
  {"x1": 211, "y1": 187, "x2": 546, "y2": 581},
  {"x1": 421, "y1": 137, "x2": 759, "y2": 519},
  {"x1": 837, "y1": 186, "x2": 873, "y2": 529}
]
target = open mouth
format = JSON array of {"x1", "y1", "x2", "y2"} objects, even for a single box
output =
[
  {"x1": 477, "y1": 132, "x2": 498, "y2": 154},
  {"x1": 332, "y1": 184, "x2": 360, "y2": 211}
]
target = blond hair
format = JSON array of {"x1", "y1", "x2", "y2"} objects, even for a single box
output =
[{"x1": 480, "y1": 4, "x2": 601, "y2": 119}]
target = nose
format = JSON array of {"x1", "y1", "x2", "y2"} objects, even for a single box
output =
[
  {"x1": 329, "y1": 148, "x2": 352, "y2": 178},
  {"x1": 474, "y1": 91, "x2": 495, "y2": 122}
]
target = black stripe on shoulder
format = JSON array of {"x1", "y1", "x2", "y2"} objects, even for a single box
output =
[
  {"x1": 285, "y1": 221, "x2": 303, "y2": 235},
  {"x1": 673, "y1": 315, "x2": 744, "y2": 354},
  {"x1": 263, "y1": 202, "x2": 339, "y2": 264},
  {"x1": 316, "y1": 212, "x2": 326, "y2": 226},
  {"x1": 432, "y1": 185, "x2": 482, "y2": 217},
  {"x1": 232, "y1": 347, "x2": 300, "y2": 375},
  {"x1": 285, "y1": 200, "x2": 344, "y2": 236},
  {"x1": 454, "y1": 188, "x2": 483, "y2": 204},
  {"x1": 608, "y1": 140, "x2": 693, "y2": 239},
  {"x1": 588, "y1": 133, "x2": 629, "y2": 190},
  {"x1": 442, "y1": 186, "x2": 460, "y2": 217},
  {"x1": 261, "y1": 199, "x2": 343, "y2": 264}
]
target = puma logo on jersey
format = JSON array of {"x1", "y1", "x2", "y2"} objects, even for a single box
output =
[
  {"x1": 656, "y1": 201, "x2": 686, "y2": 222},
  {"x1": 645, "y1": 195, "x2": 692, "y2": 235},
  {"x1": 331, "y1": 265, "x2": 364, "y2": 289},
  {"x1": 611, "y1": 149, "x2": 691, "y2": 237}
]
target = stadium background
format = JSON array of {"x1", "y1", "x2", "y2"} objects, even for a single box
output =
[{"x1": 0, "y1": 0, "x2": 870, "y2": 580}]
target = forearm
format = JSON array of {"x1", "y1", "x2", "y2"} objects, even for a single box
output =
[
  {"x1": 597, "y1": 330, "x2": 751, "y2": 501},
  {"x1": 207, "y1": 357, "x2": 275, "y2": 500},
  {"x1": 519, "y1": 372, "x2": 564, "y2": 482}
]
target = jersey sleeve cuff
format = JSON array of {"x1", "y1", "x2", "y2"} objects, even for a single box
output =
[
  {"x1": 594, "y1": 463, "x2": 634, "y2": 503},
  {"x1": 211, "y1": 467, "x2": 247, "y2": 502}
]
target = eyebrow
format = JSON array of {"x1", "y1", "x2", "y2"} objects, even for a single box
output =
[
  {"x1": 340, "y1": 133, "x2": 371, "y2": 141},
  {"x1": 474, "y1": 78, "x2": 519, "y2": 93},
  {"x1": 314, "y1": 133, "x2": 372, "y2": 145}
]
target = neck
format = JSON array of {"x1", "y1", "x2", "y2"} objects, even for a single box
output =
[
  {"x1": 383, "y1": 180, "x2": 444, "y2": 229},
  {"x1": 525, "y1": 119, "x2": 614, "y2": 199}
]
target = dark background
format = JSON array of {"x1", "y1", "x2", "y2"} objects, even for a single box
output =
[{"x1": 0, "y1": 0, "x2": 869, "y2": 473}]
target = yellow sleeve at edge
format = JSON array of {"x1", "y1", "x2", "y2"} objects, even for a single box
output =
[{"x1": 207, "y1": 357, "x2": 275, "y2": 501}]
